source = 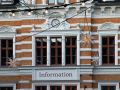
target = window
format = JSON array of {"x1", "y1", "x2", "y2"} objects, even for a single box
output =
[
  {"x1": 48, "y1": 0, "x2": 64, "y2": 5},
  {"x1": 57, "y1": 0, "x2": 64, "y2": 4},
  {"x1": 102, "y1": 36, "x2": 115, "y2": 65},
  {"x1": 0, "y1": 87, "x2": 13, "y2": 90},
  {"x1": 50, "y1": 86, "x2": 61, "y2": 90},
  {"x1": 0, "y1": 0, "x2": 14, "y2": 5},
  {"x1": 35, "y1": 36, "x2": 77, "y2": 66},
  {"x1": 66, "y1": 37, "x2": 76, "y2": 65},
  {"x1": 36, "y1": 37, "x2": 47, "y2": 65},
  {"x1": 35, "y1": 86, "x2": 47, "y2": 90},
  {"x1": 101, "y1": 86, "x2": 116, "y2": 90},
  {"x1": 65, "y1": 86, "x2": 77, "y2": 90},
  {"x1": 0, "y1": 39, "x2": 13, "y2": 66},
  {"x1": 51, "y1": 37, "x2": 62, "y2": 65}
]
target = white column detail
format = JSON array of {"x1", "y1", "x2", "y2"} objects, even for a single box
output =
[
  {"x1": 77, "y1": 83, "x2": 80, "y2": 90},
  {"x1": 42, "y1": 0, "x2": 46, "y2": 5},
  {"x1": 32, "y1": 0, "x2": 35, "y2": 4},
  {"x1": 65, "y1": 0, "x2": 69, "y2": 4},
  {"x1": 13, "y1": 35, "x2": 16, "y2": 59},
  {"x1": 77, "y1": 34, "x2": 80, "y2": 65},
  {"x1": 99, "y1": 35, "x2": 102, "y2": 65},
  {"x1": 62, "y1": 36, "x2": 65, "y2": 66},
  {"x1": 55, "y1": 0, "x2": 57, "y2": 5},
  {"x1": 47, "y1": 85, "x2": 50, "y2": 90},
  {"x1": 77, "y1": 0, "x2": 80, "y2": 2},
  {"x1": 62, "y1": 84, "x2": 65, "y2": 90},
  {"x1": 115, "y1": 34, "x2": 118, "y2": 65},
  {"x1": 32, "y1": 35, "x2": 36, "y2": 66},
  {"x1": 47, "y1": 36, "x2": 51, "y2": 66}
]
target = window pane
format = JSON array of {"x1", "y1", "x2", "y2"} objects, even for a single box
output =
[
  {"x1": 66, "y1": 56, "x2": 70, "y2": 64},
  {"x1": 102, "y1": 36, "x2": 115, "y2": 65},
  {"x1": 58, "y1": 48, "x2": 61, "y2": 56},
  {"x1": 109, "y1": 36, "x2": 114, "y2": 45},
  {"x1": 8, "y1": 40, "x2": 13, "y2": 48},
  {"x1": 48, "y1": 0, "x2": 55, "y2": 4},
  {"x1": 36, "y1": 37, "x2": 47, "y2": 65},
  {"x1": 109, "y1": 56, "x2": 114, "y2": 64},
  {"x1": 36, "y1": 38, "x2": 41, "y2": 46},
  {"x1": 58, "y1": 0, "x2": 64, "y2": 3},
  {"x1": 102, "y1": 56, "x2": 108, "y2": 64},
  {"x1": 110, "y1": 86, "x2": 116, "y2": 90},
  {"x1": 35, "y1": 86, "x2": 47, "y2": 90},
  {"x1": 8, "y1": 50, "x2": 13, "y2": 57},
  {"x1": 51, "y1": 57, "x2": 55, "y2": 64},
  {"x1": 57, "y1": 38, "x2": 62, "y2": 46},
  {"x1": 43, "y1": 38, "x2": 47, "y2": 46},
  {"x1": 101, "y1": 86, "x2": 107, "y2": 90},
  {"x1": 51, "y1": 38, "x2": 56, "y2": 46},
  {"x1": 102, "y1": 47, "x2": 107, "y2": 55},
  {"x1": 1, "y1": 40, "x2": 6, "y2": 48},
  {"x1": 72, "y1": 37, "x2": 76, "y2": 45},
  {"x1": 109, "y1": 47, "x2": 114, "y2": 55},
  {"x1": 51, "y1": 48, "x2": 55, "y2": 56},
  {"x1": 66, "y1": 48, "x2": 70, "y2": 55},
  {"x1": 66, "y1": 38, "x2": 70, "y2": 45},
  {"x1": 102, "y1": 37, "x2": 107, "y2": 45},
  {"x1": 43, "y1": 57, "x2": 47, "y2": 64},
  {"x1": 43, "y1": 48, "x2": 47, "y2": 56}
]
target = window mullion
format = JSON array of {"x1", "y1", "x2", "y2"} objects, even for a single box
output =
[{"x1": 0, "y1": 40, "x2": 1, "y2": 66}]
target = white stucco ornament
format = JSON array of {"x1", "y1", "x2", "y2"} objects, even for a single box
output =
[{"x1": 98, "y1": 22, "x2": 119, "y2": 31}]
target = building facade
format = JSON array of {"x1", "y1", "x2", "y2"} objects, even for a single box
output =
[{"x1": 0, "y1": 0, "x2": 120, "y2": 90}]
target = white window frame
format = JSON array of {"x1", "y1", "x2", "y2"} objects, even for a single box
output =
[
  {"x1": 32, "y1": 82, "x2": 80, "y2": 90},
  {"x1": 99, "y1": 33, "x2": 118, "y2": 65},
  {"x1": 48, "y1": 0, "x2": 64, "y2": 5},
  {"x1": 0, "y1": 26, "x2": 16, "y2": 66},
  {"x1": 32, "y1": 29, "x2": 80, "y2": 66},
  {"x1": 0, "y1": 84, "x2": 16, "y2": 90},
  {"x1": 98, "y1": 82, "x2": 119, "y2": 90},
  {"x1": 98, "y1": 22, "x2": 119, "y2": 65}
]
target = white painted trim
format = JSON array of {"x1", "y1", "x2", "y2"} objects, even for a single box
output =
[
  {"x1": 32, "y1": 35, "x2": 36, "y2": 66},
  {"x1": 98, "y1": 82, "x2": 119, "y2": 90},
  {"x1": 77, "y1": 33, "x2": 80, "y2": 65},
  {"x1": 32, "y1": 83, "x2": 79, "y2": 90},
  {"x1": 16, "y1": 33, "x2": 32, "y2": 37},
  {"x1": 0, "y1": 84, "x2": 16, "y2": 90},
  {"x1": 99, "y1": 33, "x2": 118, "y2": 65},
  {"x1": 80, "y1": 56, "x2": 92, "y2": 59},
  {"x1": 16, "y1": 49, "x2": 32, "y2": 53},
  {"x1": 16, "y1": 57, "x2": 32, "y2": 61},
  {"x1": 17, "y1": 89, "x2": 32, "y2": 90},
  {"x1": 15, "y1": 41, "x2": 32, "y2": 45}
]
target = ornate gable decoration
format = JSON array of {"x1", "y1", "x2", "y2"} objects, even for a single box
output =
[
  {"x1": 0, "y1": 26, "x2": 15, "y2": 33},
  {"x1": 98, "y1": 22, "x2": 119, "y2": 31},
  {"x1": 49, "y1": 12, "x2": 63, "y2": 18}
]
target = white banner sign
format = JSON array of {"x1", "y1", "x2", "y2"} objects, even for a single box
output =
[{"x1": 34, "y1": 69, "x2": 78, "y2": 81}]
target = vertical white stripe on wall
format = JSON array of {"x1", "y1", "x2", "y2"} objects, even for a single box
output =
[
  {"x1": 77, "y1": 33, "x2": 80, "y2": 65},
  {"x1": 32, "y1": 0, "x2": 35, "y2": 4},
  {"x1": 62, "y1": 36, "x2": 65, "y2": 66},
  {"x1": 62, "y1": 84, "x2": 65, "y2": 90},
  {"x1": 42, "y1": 0, "x2": 46, "y2": 5},
  {"x1": 115, "y1": 34, "x2": 118, "y2": 65},
  {"x1": 65, "y1": 0, "x2": 69, "y2": 4},
  {"x1": 47, "y1": 36, "x2": 51, "y2": 66},
  {"x1": 99, "y1": 35, "x2": 102, "y2": 65},
  {"x1": 77, "y1": 83, "x2": 80, "y2": 90},
  {"x1": 13, "y1": 35, "x2": 16, "y2": 59},
  {"x1": 32, "y1": 35, "x2": 36, "y2": 66},
  {"x1": 47, "y1": 85, "x2": 50, "y2": 90}
]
